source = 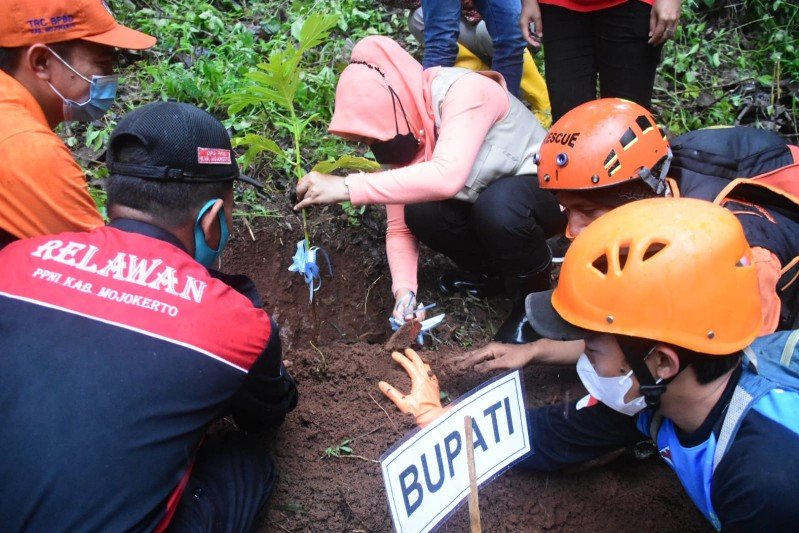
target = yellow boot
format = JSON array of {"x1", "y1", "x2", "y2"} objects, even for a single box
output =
[
  {"x1": 520, "y1": 49, "x2": 551, "y2": 128},
  {"x1": 454, "y1": 43, "x2": 551, "y2": 127}
]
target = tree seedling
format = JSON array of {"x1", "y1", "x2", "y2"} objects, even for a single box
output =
[{"x1": 225, "y1": 12, "x2": 379, "y2": 300}]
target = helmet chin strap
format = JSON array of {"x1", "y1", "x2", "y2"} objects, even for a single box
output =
[
  {"x1": 617, "y1": 339, "x2": 679, "y2": 410},
  {"x1": 627, "y1": 352, "x2": 668, "y2": 408},
  {"x1": 637, "y1": 148, "x2": 673, "y2": 196}
]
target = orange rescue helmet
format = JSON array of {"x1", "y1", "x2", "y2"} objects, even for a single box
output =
[
  {"x1": 526, "y1": 198, "x2": 762, "y2": 354},
  {"x1": 536, "y1": 99, "x2": 671, "y2": 194}
]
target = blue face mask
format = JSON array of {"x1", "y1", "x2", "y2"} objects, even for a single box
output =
[
  {"x1": 193, "y1": 199, "x2": 230, "y2": 268},
  {"x1": 46, "y1": 47, "x2": 119, "y2": 122}
]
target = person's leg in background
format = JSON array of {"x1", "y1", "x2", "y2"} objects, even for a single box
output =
[
  {"x1": 168, "y1": 433, "x2": 277, "y2": 533},
  {"x1": 539, "y1": 4, "x2": 598, "y2": 121},
  {"x1": 471, "y1": 0, "x2": 526, "y2": 96},
  {"x1": 404, "y1": 201, "x2": 505, "y2": 297},
  {"x1": 410, "y1": 6, "x2": 552, "y2": 123},
  {"x1": 410, "y1": 7, "x2": 496, "y2": 63},
  {"x1": 420, "y1": 0, "x2": 463, "y2": 68},
  {"x1": 470, "y1": 175, "x2": 566, "y2": 343},
  {"x1": 594, "y1": 0, "x2": 662, "y2": 109}
]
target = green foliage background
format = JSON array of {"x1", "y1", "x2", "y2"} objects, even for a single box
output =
[{"x1": 73, "y1": 0, "x2": 797, "y2": 214}]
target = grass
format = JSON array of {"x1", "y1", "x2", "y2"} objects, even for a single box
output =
[
  {"x1": 63, "y1": 0, "x2": 796, "y2": 223},
  {"x1": 654, "y1": 0, "x2": 798, "y2": 136},
  {"x1": 76, "y1": 0, "x2": 407, "y2": 222},
  {"x1": 321, "y1": 435, "x2": 380, "y2": 462},
  {"x1": 321, "y1": 437, "x2": 353, "y2": 459}
]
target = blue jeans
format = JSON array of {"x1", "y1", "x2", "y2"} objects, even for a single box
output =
[{"x1": 421, "y1": 0, "x2": 526, "y2": 96}]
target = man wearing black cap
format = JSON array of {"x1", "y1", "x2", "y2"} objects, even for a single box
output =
[{"x1": 0, "y1": 102, "x2": 297, "y2": 531}]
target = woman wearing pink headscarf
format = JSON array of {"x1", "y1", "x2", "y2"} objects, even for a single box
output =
[{"x1": 295, "y1": 36, "x2": 565, "y2": 344}]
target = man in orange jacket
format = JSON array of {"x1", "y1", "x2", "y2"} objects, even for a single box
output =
[{"x1": 0, "y1": 0, "x2": 155, "y2": 248}]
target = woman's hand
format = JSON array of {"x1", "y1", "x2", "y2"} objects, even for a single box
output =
[
  {"x1": 294, "y1": 171, "x2": 350, "y2": 211},
  {"x1": 519, "y1": 0, "x2": 543, "y2": 48},
  {"x1": 391, "y1": 288, "x2": 426, "y2": 324},
  {"x1": 649, "y1": 0, "x2": 682, "y2": 46}
]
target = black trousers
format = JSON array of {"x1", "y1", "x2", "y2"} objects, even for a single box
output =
[
  {"x1": 541, "y1": 0, "x2": 663, "y2": 122},
  {"x1": 404, "y1": 174, "x2": 565, "y2": 277},
  {"x1": 168, "y1": 433, "x2": 276, "y2": 533}
]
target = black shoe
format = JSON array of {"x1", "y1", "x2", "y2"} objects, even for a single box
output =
[
  {"x1": 437, "y1": 271, "x2": 504, "y2": 298},
  {"x1": 493, "y1": 299, "x2": 543, "y2": 344},
  {"x1": 547, "y1": 234, "x2": 572, "y2": 264},
  {"x1": 493, "y1": 263, "x2": 552, "y2": 344}
]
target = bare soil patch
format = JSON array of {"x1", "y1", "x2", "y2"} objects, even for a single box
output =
[{"x1": 221, "y1": 213, "x2": 709, "y2": 532}]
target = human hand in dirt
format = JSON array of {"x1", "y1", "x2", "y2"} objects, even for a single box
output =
[
  {"x1": 453, "y1": 338, "x2": 585, "y2": 372},
  {"x1": 294, "y1": 171, "x2": 350, "y2": 210},
  {"x1": 379, "y1": 348, "x2": 447, "y2": 428},
  {"x1": 649, "y1": 0, "x2": 682, "y2": 46},
  {"x1": 392, "y1": 288, "x2": 427, "y2": 324},
  {"x1": 453, "y1": 341, "x2": 538, "y2": 373},
  {"x1": 519, "y1": 0, "x2": 543, "y2": 48}
]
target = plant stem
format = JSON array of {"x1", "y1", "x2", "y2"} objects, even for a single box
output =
[{"x1": 288, "y1": 103, "x2": 311, "y2": 250}]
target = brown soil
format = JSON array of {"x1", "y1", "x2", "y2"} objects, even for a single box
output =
[{"x1": 222, "y1": 212, "x2": 709, "y2": 532}]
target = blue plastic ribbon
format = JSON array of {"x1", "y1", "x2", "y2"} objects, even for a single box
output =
[{"x1": 288, "y1": 239, "x2": 333, "y2": 302}]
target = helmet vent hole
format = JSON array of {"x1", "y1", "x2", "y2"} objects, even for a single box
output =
[
  {"x1": 591, "y1": 245, "x2": 631, "y2": 275},
  {"x1": 603, "y1": 150, "x2": 617, "y2": 167},
  {"x1": 591, "y1": 254, "x2": 609, "y2": 276},
  {"x1": 642, "y1": 241, "x2": 666, "y2": 262},
  {"x1": 617, "y1": 245, "x2": 630, "y2": 271},
  {"x1": 635, "y1": 115, "x2": 653, "y2": 133},
  {"x1": 620, "y1": 128, "x2": 636, "y2": 149}
]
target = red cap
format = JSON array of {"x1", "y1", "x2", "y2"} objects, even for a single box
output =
[{"x1": 0, "y1": 0, "x2": 156, "y2": 49}]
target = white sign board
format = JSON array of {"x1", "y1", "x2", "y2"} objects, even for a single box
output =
[{"x1": 381, "y1": 370, "x2": 530, "y2": 533}]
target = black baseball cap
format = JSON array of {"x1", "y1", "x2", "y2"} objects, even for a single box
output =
[
  {"x1": 106, "y1": 101, "x2": 262, "y2": 188},
  {"x1": 524, "y1": 289, "x2": 591, "y2": 341}
]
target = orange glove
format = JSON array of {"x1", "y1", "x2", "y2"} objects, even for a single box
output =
[{"x1": 379, "y1": 348, "x2": 447, "y2": 428}]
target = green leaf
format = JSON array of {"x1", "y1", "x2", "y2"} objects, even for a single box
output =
[
  {"x1": 312, "y1": 155, "x2": 380, "y2": 174},
  {"x1": 233, "y1": 134, "x2": 287, "y2": 167},
  {"x1": 227, "y1": 50, "x2": 301, "y2": 111},
  {"x1": 290, "y1": 17, "x2": 304, "y2": 42},
  {"x1": 298, "y1": 13, "x2": 339, "y2": 53}
]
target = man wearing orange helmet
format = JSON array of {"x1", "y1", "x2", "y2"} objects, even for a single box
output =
[
  {"x1": 384, "y1": 198, "x2": 799, "y2": 530},
  {"x1": 535, "y1": 97, "x2": 799, "y2": 333}
]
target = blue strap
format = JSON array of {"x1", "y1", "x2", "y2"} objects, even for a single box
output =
[{"x1": 288, "y1": 239, "x2": 333, "y2": 302}]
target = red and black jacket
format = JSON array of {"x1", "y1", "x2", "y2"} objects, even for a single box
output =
[{"x1": 0, "y1": 219, "x2": 297, "y2": 532}]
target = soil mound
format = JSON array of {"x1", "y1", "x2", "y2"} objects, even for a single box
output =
[{"x1": 222, "y1": 217, "x2": 708, "y2": 532}]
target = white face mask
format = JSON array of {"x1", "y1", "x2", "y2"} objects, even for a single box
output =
[{"x1": 576, "y1": 353, "x2": 648, "y2": 416}]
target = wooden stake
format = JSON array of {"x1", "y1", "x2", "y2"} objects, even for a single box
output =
[{"x1": 464, "y1": 416, "x2": 482, "y2": 533}]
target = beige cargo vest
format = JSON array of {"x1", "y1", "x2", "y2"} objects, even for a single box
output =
[{"x1": 430, "y1": 67, "x2": 546, "y2": 202}]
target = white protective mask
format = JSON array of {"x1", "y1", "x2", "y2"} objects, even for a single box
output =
[{"x1": 576, "y1": 353, "x2": 648, "y2": 416}]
